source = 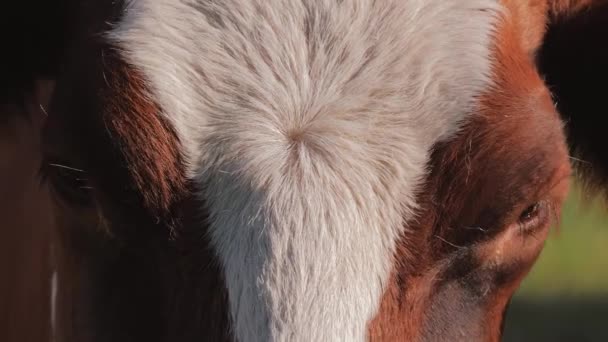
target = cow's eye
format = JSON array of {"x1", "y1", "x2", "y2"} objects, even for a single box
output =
[
  {"x1": 517, "y1": 201, "x2": 549, "y2": 232},
  {"x1": 40, "y1": 158, "x2": 93, "y2": 207},
  {"x1": 520, "y1": 203, "x2": 539, "y2": 222}
]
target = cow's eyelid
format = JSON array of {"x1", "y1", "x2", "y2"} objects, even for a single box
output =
[
  {"x1": 519, "y1": 202, "x2": 540, "y2": 223},
  {"x1": 516, "y1": 200, "x2": 550, "y2": 233}
]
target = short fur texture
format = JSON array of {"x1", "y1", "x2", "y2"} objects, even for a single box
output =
[
  {"x1": 111, "y1": 1, "x2": 502, "y2": 340},
  {"x1": 368, "y1": 1, "x2": 573, "y2": 338},
  {"x1": 4, "y1": 0, "x2": 608, "y2": 341}
]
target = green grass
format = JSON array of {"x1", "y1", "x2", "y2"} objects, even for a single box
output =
[{"x1": 503, "y1": 182, "x2": 608, "y2": 341}]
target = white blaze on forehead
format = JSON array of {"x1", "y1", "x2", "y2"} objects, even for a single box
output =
[{"x1": 110, "y1": 0, "x2": 501, "y2": 341}]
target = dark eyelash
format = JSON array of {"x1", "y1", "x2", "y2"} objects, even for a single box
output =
[
  {"x1": 39, "y1": 157, "x2": 94, "y2": 203},
  {"x1": 38, "y1": 160, "x2": 51, "y2": 185}
]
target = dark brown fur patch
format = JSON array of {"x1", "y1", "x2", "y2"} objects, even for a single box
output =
[
  {"x1": 44, "y1": 2, "x2": 234, "y2": 341},
  {"x1": 0, "y1": 103, "x2": 53, "y2": 342},
  {"x1": 47, "y1": 40, "x2": 187, "y2": 234},
  {"x1": 95, "y1": 48, "x2": 188, "y2": 225}
]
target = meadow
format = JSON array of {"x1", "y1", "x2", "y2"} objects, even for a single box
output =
[{"x1": 503, "y1": 182, "x2": 608, "y2": 341}]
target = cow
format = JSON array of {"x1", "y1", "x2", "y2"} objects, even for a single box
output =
[{"x1": 2, "y1": 0, "x2": 608, "y2": 341}]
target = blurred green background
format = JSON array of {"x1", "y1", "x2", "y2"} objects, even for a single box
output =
[{"x1": 503, "y1": 182, "x2": 608, "y2": 341}]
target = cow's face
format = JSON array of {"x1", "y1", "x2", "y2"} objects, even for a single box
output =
[{"x1": 42, "y1": 0, "x2": 581, "y2": 341}]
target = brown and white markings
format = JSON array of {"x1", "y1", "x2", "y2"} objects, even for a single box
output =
[{"x1": 7, "y1": 0, "x2": 607, "y2": 341}]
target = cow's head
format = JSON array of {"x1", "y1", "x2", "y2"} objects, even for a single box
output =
[{"x1": 36, "y1": 0, "x2": 607, "y2": 341}]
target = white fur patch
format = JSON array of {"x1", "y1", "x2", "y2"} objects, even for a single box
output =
[{"x1": 111, "y1": 1, "x2": 501, "y2": 341}]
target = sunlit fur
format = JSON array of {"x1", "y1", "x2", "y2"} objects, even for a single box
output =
[{"x1": 110, "y1": 0, "x2": 502, "y2": 340}]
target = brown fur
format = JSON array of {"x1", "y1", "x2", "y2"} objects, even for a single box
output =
[
  {"x1": 44, "y1": 2, "x2": 232, "y2": 340},
  {"x1": 549, "y1": 0, "x2": 607, "y2": 17},
  {"x1": 92, "y1": 49, "x2": 187, "y2": 225},
  {"x1": 368, "y1": 1, "x2": 571, "y2": 340},
  {"x1": 3, "y1": 0, "x2": 608, "y2": 341},
  {"x1": 44, "y1": 6, "x2": 188, "y2": 231},
  {"x1": 0, "y1": 102, "x2": 53, "y2": 342}
]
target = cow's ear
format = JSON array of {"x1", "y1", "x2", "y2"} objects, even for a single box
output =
[
  {"x1": 538, "y1": 2, "x2": 608, "y2": 200},
  {"x1": 0, "y1": 1, "x2": 73, "y2": 111}
]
